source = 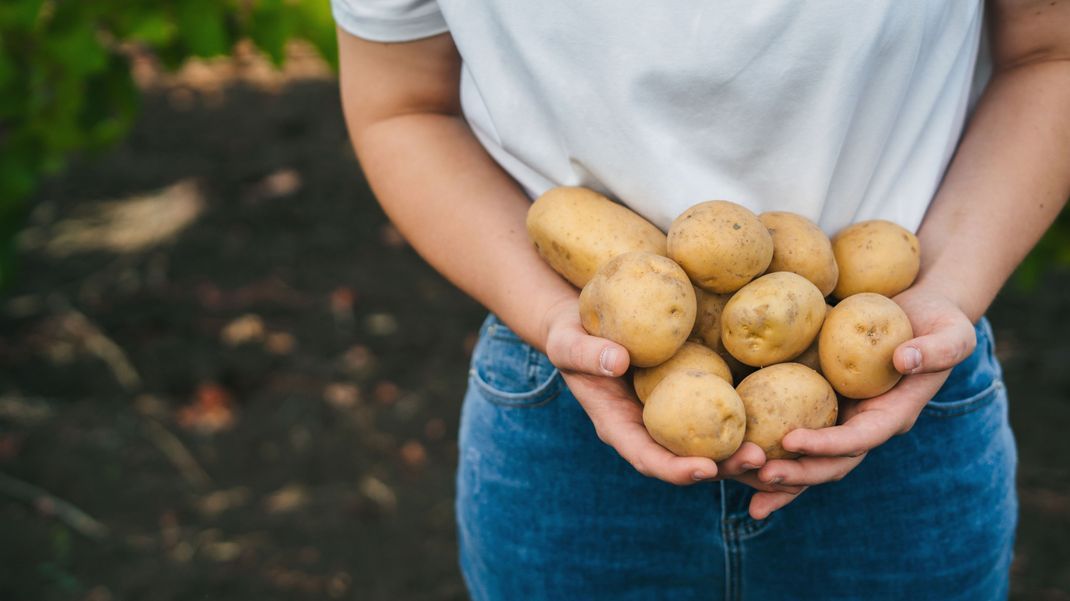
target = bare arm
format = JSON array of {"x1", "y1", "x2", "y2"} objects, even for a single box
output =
[
  {"x1": 337, "y1": 31, "x2": 573, "y2": 347},
  {"x1": 750, "y1": 0, "x2": 1070, "y2": 519},
  {"x1": 915, "y1": 0, "x2": 1070, "y2": 322}
]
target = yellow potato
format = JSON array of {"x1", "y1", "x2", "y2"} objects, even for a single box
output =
[
  {"x1": 688, "y1": 287, "x2": 757, "y2": 380},
  {"x1": 736, "y1": 363, "x2": 838, "y2": 459},
  {"x1": 690, "y1": 287, "x2": 731, "y2": 353},
  {"x1": 794, "y1": 337, "x2": 822, "y2": 374},
  {"x1": 720, "y1": 272, "x2": 827, "y2": 367},
  {"x1": 643, "y1": 370, "x2": 745, "y2": 461},
  {"x1": 527, "y1": 187, "x2": 667, "y2": 288},
  {"x1": 759, "y1": 211, "x2": 839, "y2": 297},
  {"x1": 793, "y1": 304, "x2": 833, "y2": 374},
  {"x1": 633, "y1": 342, "x2": 733, "y2": 403},
  {"x1": 819, "y1": 293, "x2": 914, "y2": 399},
  {"x1": 579, "y1": 252, "x2": 696, "y2": 368},
  {"x1": 832, "y1": 220, "x2": 920, "y2": 299},
  {"x1": 667, "y1": 200, "x2": 773, "y2": 293}
]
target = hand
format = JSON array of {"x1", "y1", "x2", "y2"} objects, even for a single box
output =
[
  {"x1": 746, "y1": 285, "x2": 978, "y2": 519},
  {"x1": 541, "y1": 298, "x2": 793, "y2": 489}
]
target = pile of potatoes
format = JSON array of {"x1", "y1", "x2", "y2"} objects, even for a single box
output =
[{"x1": 527, "y1": 187, "x2": 920, "y2": 461}]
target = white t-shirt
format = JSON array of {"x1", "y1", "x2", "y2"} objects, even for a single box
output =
[{"x1": 333, "y1": 1, "x2": 988, "y2": 235}]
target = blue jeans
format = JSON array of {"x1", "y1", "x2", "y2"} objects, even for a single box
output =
[{"x1": 456, "y1": 314, "x2": 1017, "y2": 601}]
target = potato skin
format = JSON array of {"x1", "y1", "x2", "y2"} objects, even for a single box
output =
[
  {"x1": 759, "y1": 211, "x2": 839, "y2": 297},
  {"x1": 667, "y1": 201, "x2": 773, "y2": 293},
  {"x1": 736, "y1": 363, "x2": 838, "y2": 459},
  {"x1": 832, "y1": 220, "x2": 920, "y2": 299},
  {"x1": 819, "y1": 293, "x2": 914, "y2": 399},
  {"x1": 793, "y1": 304, "x2": 833, "y2": 374},
  {"x1": 690, "y1": 287, "x2": 731, "y2": 353},
  {"x1": 643, "y1": 370, "x2": 745, "y2": 461},
  {"x1": 579, "y1": 252, "x2": 696, "y2": 367},
  {"x1": 688, "y1": 286, "x2": 755, "y2": 379},
  {"x1": 720, "y1": 272, "x2": 827, "y2": 367},
  {"x1": 633, "y1": 342, "x2": 733, "y2": 403},
  {"x1": 794, "y1": 337, "x2": 822, "y2": 374},
  {"x1": 527, "y1": 187, "x2": 667, "y2": 288}
]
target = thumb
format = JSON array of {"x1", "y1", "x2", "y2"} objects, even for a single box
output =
[
  {"x1": 546, "y1": 323, "x2": 630, "y2": 377},
  {"x1": 894, "y1": 318, "x2": 976, "y2": 375}
]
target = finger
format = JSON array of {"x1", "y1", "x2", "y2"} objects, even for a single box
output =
[
  {"x1": 781, "y1": 407, "x2": 898, "y2": 457},
  {"x1": 758, "y1": 455, "x2": 865, "y2": 487},
  {"x1": 715, "y1": 442, "x2": 767, "y2": 478},
  {"x1": 598, "y1": 417, "x2": 719, "y2": 485},
  {"x1": 894, "y1": 319, "x2": 976, "y2": 375},
  {"x1": 731, "y1": 470, "x2": 807, "y2": 494},
  {"x1": 546, "y1": 325, "x2": 630, "y2": 377},
  {"x1": 784, "y1": 370, "x2": 948, "y2": 456},
  {"x1": 749, "y1": 487, "x2": 809, "y2": 520}
]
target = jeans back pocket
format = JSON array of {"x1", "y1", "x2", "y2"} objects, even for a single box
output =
[{"x1": 469, "y1": 314, "x2": 563, "y2": 407}]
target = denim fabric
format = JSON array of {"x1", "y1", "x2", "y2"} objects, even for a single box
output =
[{"x1": 456, "y1": 315, "x2": 1017, "y2": 601}]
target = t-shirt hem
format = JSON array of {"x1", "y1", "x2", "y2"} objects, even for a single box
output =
[{"x1": 332, "y1": 6, "x2": 449, "y2": 42}]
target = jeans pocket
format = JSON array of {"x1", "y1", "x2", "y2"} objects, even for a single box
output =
[
  {"x1": 923, "y1": 316, "x2": 1003, "y2": 418},
  {"x1": 923, "y1": 378, "x2": 1004, "y2": 418},
  {"x1": 468, "y1": 314, "x2": 563, "y2": 408}
]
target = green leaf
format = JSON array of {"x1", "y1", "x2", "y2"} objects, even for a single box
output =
[
  {"x1": 41, "y1": 20, "x2": 108, "y2": 76},
  {"x1": 125, "y1": 12, "x2": 177, "y2": 47},
  {"x1": 0, "y1": 50, "x2": 14, "y2": 87},
  {"x1": 80, "y1": 55, "x2": 139, "y2": 146},
  {"x1": 177, "y1": 0, "x2": 231, "y2": 57},
  {"x1": 0, "y1": 0, "x2": 45, "y2": 31},
  {"x1": 249, "y1": 0, "x2": 289, "y2": 65},
  {"x1": 290, "y1": 0, "x2": 339, "y2": 69}
]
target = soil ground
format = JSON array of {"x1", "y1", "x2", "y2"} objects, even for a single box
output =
[{"x1": 1, "y1": 73, "x2": 1068, "y2": 601}]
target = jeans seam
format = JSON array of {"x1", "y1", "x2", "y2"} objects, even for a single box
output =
[
  {"x1": 735, "y1": 514, "x2": 774, "y2": 541},
  {"x1": 467, "y1": 372, "x2": 564, "y2": 408},
  {"x1": 923, "y1": 379, "x2": 1003, "y2": 418},
  {"x1": 720, "y1": 481, "x2": 743, "y2": 601}
]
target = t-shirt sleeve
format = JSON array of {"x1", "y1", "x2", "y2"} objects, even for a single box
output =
[{"x1": 331, "y1": 0, "x2": 448, "y2": 42}]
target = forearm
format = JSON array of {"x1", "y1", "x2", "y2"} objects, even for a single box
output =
[
  {"x1": 351, "y1": 113, "x2": 576, "y2": 349},
  {"x1": 916, "y1": 59, "x2": 1070, "y2": 321}
]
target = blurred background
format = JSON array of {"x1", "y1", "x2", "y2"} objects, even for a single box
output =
[{"x1": 0, "y1": 2, "x2": 1068, "y2": 600}]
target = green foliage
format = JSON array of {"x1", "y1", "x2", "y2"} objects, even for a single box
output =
[{"x1": 0, "y1": 0, "x2": 338, "y2": 287}]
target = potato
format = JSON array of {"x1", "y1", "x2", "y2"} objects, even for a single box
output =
[
  {"x1": 643, "y1": 370, "x2": 745, "y2": 461},
  {"x1": 832, "y1": 220, "x2": 920, "y2": 299},
  {"x1": 736, "y1": 363, "x2": 838, "y2": 459},
  {"x1": 720, "y1": 272, "x2": 827, "y2": 367},
  {"x1": 527, "y1": 187, "x2": 667, "y2": 288},
  {"x1": 794, "y1": 337, "x2": 822, "y2": 374},
  {"x1": 793, "y1": 304, "x2": 833, "y2": 374},
  {"x1": 819, "y1": 293, "x2": 914, "y2": 399},
  {"x1": 579, "y1": 252, "x2": 696, "y2": 367},
  {"x1": 667, "y1": 200, "x2": 773, "y2": 293},
  {"x1": 633, "y1": 342, "x2": 733, "y2": 403},
  {"x1": 759, "y1": 211, "x2": 839, "y2": 297},
  {"x1": 690, "y1": 287, "x2": 731, "y2": 352}
]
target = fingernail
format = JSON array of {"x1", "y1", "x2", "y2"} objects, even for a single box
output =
[
  {"x1": 692, "y1": 471, "x2": 711, "y2": 481},
  {"x1": 903, "y1": 347, "x2": 922, "y2": 373},
  {"x1": 740, "y1": 463, "x2": 759, "y2": 471},
  {"x1": 599, "y1": 347, "x2": 618, "y2": 375}
]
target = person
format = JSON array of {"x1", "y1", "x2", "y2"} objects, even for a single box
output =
[{"x1": 331, "y1": 1, "x2": 1070, "y2": 599}]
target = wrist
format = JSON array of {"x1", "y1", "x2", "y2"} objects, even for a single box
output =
[{"x1": 909, "y1": 270, "x2": 989, "y2": 323}]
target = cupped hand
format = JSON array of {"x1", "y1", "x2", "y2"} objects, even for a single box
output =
[
  {"x1": 746, "y1": 285, "x2": 978, "y2": 519},
  {"x1": 541, "y1": 298, "x2": 787, "y2": 489}
]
